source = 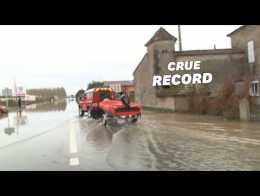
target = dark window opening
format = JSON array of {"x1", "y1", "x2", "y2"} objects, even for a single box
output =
[{"x1": 250, "y1": 81, "x2": 259, "y2": 96}]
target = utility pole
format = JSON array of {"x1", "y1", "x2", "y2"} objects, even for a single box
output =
[{"x1": 178, "y1": 25, "x2": 182, "y2": 52}]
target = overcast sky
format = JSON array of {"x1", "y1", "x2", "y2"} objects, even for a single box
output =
[{"x1": 0, "y1": 25, "x2": 241, "y2": 95}]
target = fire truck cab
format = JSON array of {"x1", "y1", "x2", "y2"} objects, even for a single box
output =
[{"x1": 78, "y1": 87, "x2": 113, "y2": 117}]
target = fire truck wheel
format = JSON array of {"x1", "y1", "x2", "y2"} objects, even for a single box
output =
[
  {"x1": 90, "y1": 108, "x2": 95, "y2": 119},
  {"x1": 79, "y1": 107, "x2": 85, "y2": 117},
  {"x1": 131, "y1": 118, "x2": 138, "y2": 123}
]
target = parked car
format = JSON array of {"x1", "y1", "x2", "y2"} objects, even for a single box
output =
[{"x1": 0, "y1": 105, "x2": 8, "y2": 114}]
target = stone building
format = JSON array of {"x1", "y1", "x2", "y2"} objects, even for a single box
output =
[
  {"x1": 227, "y1": 25, "x2": 260, "y2": 119},
  {"x1": 228, "y1": 26, "x2": 260, "y2": 100},
  {"x1": 133, "y1": 26, "x2": 259, "y2": 116},
  {"x1": 103, "y1": 80, "x2": 135, "y2": 100},
  {"x1": 104, "y1": 80, "x2": 133, "y2": 93}
]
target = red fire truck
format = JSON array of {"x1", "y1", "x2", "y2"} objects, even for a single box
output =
[{"x1": 78, "y1": 87, "x2": 142, "y2": 125}]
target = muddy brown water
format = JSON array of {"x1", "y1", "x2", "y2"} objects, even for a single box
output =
[{"x1": 79, "y1": 110, "x2": 260, "y2": 170}]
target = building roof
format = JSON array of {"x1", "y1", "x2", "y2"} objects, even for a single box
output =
[
  {"x1": 227, "y1": 25, "x2": 247, "y2": 37},
  {"x1": 174, "y1": 48, "x2": 244, "y2": 56},
  {"x1": 133, "y1": 53, "x2": 148, "y2": 75},
  {"x1": 103, "y1": 80, "x2": 133, "y2": 86},
  {"x1": 145, "y1": 27, "x2": 177, "y2": 46}
]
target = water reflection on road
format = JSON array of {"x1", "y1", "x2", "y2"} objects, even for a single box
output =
[
  {"x1": 108, "y1": 112, "x2": 260, "y2": 170},
  {"x1": 117, "y1": 112, "x2": 260, "y2": 170},
  {"x1": 0, "y1": 101, "x2": 68, "y2": 148},
  {"x1": 1, "y1": 100, "x2": 260, "y2": 170},
  {"x1": 76, "y1": 110, "x2": 260, "y2": 170}
]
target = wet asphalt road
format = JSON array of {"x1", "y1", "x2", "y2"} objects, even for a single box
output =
[{"x1": 0, "y1": 100, "x2": 260, "y2": 171}]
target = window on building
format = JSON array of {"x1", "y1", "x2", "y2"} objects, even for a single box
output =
[
  {"x1": 118, "y1": 84, "x2": 121, "y2": 92},
  {"x1": 250, "y1": 81, "x2": 259, "y2": 96},
  {"x1": 248, "y1": 40, "x2": 255, "y2": 63}
]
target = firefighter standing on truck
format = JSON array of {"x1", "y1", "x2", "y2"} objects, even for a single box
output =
[{"x1": 119, "y1": 91, "x2": 130, "y2": 109}]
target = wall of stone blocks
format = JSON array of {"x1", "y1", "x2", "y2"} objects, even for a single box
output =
[{"x1": 230, "y1": 26, "x2": 260, "y2": 77}]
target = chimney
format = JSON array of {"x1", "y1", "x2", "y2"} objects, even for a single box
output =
[{"x1": 178, "y1": 25, "x2": 182, "y2": 52}]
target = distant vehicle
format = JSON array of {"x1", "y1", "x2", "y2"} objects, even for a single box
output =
[
  {"x1": 0, "y1": 105, "x2": 8, "y2": 114},
  {"x1": 67, "y1": 95, "x2": 75, "y2": 101},
  {"x1": 78, "y1": 87, "x2": 142, "y2": 126}
]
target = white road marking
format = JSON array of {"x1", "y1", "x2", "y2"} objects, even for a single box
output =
[
  {"x1": 69, "y1": 121, "x2": 80, "y2": 166},
  {"x1": 70, "y1": 157, "x2": 80, "y2": 166},
  {"x1": 70, "y1": 122, "x2": 78, "y2": 154}
]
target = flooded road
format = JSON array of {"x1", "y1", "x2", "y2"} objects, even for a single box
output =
[{"x1": 0, "y1": 100, "x2": 260, "y2": 170}]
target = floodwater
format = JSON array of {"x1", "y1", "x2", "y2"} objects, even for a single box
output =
[{"x1": 0, "y1": 100, "x2": 260, "y2": 170}]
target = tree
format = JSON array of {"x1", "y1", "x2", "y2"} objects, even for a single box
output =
[
  {"x1": 87, "y1": 81, "x2": 104, "y2": 90},
  {"x1": 26, "y1": 87, "x2": 67, "y2": 99}
]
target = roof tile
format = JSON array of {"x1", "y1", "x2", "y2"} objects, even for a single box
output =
[{"x1": 145, "y1": 27, "x2": 177, "y2": 46}]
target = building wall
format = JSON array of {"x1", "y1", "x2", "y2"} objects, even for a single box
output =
[
  {"x1": 104, "y1": 81, "x2": 133, "y2": 93},
  {"x1": 157, "y1": 51, "x2": 246, "y2": 97},
  {"x1": 122, "y1": 85, "x2": 134, "y2": 94},
  {"x1": 134, "y1": 54, "x2": 157, "y2": 107},
  {"x1": 175, "y1": 97, "x2": 190, "y2": 112},
  {"x1": 108, "y1": 83, "x2": 122, "y2": 93},
  {"x1": 154, "y1": 96, "x2": 176, "y2": 110},
  {"x1": 134, "y1": 48, "x2": 247, "y2": 111},
  {"x1": 229, "y1": 26, "x2": 260, "y2": 108},
  {"x1": 229, "y1": 25, "x2": 260, "y2": 77}
]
